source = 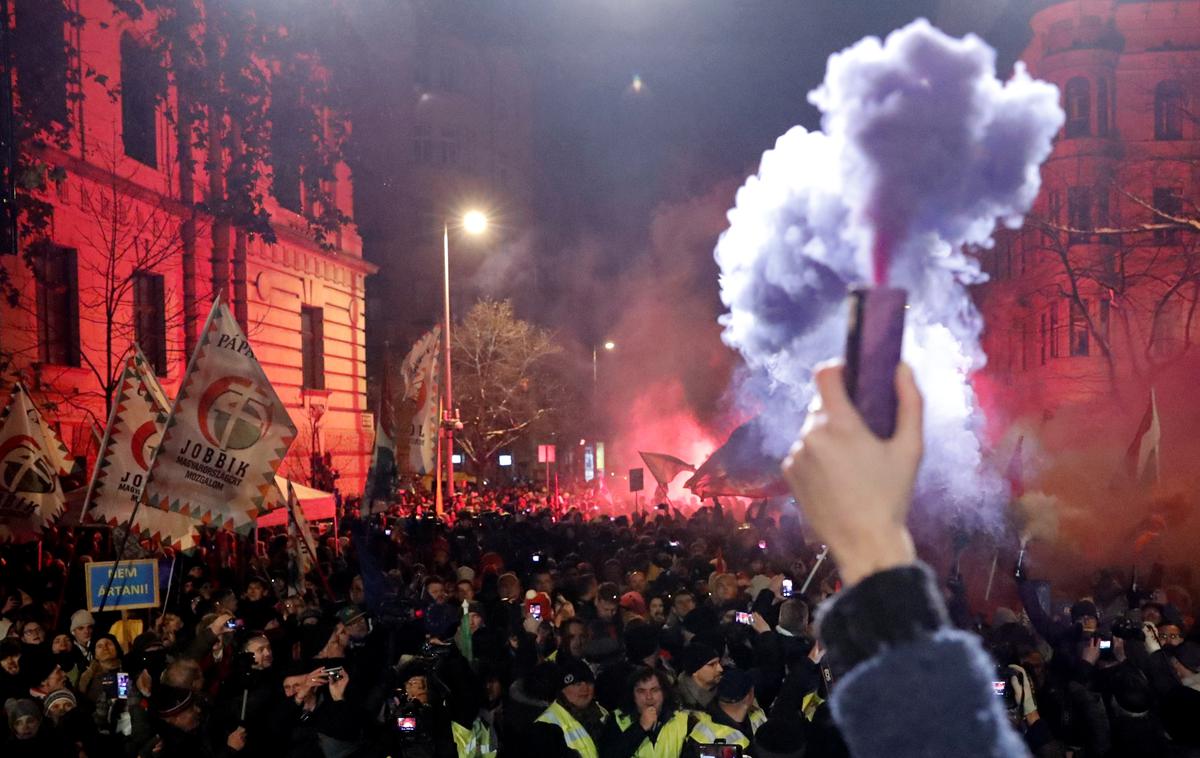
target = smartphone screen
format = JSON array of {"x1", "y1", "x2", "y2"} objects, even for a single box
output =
[
  {"x1": 530, "y1": 605, "x2": 542, "y2": 620},
  {"x1": 991, "y1": 680, "x2": 1006, "y2": 697},
  {"x1": 1099, "y1": 639, "x2": 1112, "y2": 650},
  {"x1": 397, "y1": 716, "x2": 417, "y2": 732},
  {"x1": 116, "y1": 672, "x2": 130, "y2": 699},
  {"x1": 781, "y1": 579, "x2": 794, "y2": 597},
  {"x1": 734, "y1": 611, "x2": 753, "y2": 625}
]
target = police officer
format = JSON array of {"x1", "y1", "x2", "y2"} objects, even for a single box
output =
[{"x1": 530, "y1": 659, "x2": 608, "y2": 758}]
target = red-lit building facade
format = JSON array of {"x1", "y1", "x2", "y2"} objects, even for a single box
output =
[
  {"x1": 977, "y1": 0, "x2": 1200, "y2": 455},
  {"x1": 1, "y1": 0, "x2": 375, "y2": 493}
]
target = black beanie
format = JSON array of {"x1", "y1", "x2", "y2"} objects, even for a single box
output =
[{"x1": 680, "y1": 642, "x2": 719, "y2": 675}]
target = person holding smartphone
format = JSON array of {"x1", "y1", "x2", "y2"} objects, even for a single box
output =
[{"x1": 781, "y1": 363, "x2": 1025, "y2": 757}]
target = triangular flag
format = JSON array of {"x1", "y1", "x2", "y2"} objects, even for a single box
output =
[
  {"x1": 83, "y1": 352, "x2": 196, "y2": 551},
  {"x1": 1125, "y1": 388, "x2": 1161, "y2": 485},
  {"x1": 638, "y1": 451, "x2": 695, "y2": 493},
  {"x1": 0, "y1": 383, "x2": 70, "y2": 541},
  {"x1": 287, "y1": 479, "x2": 317, "y2": 587},
  {"x1": 141, "y1": 299, "x2": 296, "y2": 531}
]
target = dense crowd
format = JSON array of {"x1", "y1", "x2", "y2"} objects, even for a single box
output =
[{"x1": 0, "y1": 480, "x2": 1196, "y2": 758}]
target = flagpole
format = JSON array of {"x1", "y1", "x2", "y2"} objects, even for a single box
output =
[{"x1": 99, "y1": 298, "x2": 222, "y2": 614}]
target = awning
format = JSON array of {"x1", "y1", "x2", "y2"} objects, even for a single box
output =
[{"x1": 256, "y1": 475, "x2": 336, "y2": 526}]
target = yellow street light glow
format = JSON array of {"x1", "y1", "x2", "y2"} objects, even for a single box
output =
[
  {"x1": 462, "y1": 210, "x2": 488, "y2": 235},
  {"x1": 603, "y1": 340, "x2": 616, "y2": 351}
]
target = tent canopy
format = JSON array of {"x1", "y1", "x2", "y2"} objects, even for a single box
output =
[{"x1": 256, "y1": 475, "x2": 335, "y2": 526}]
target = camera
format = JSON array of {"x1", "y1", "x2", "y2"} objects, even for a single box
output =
[
  {"x1": 781, "y1": 579, "x2": 794, "y2": 598},
  {"x1": 1111, "y1": 617, "x2": 1144, "y2": 641},
  {"x1": 734, "y1": 611, "x2": 753, "y2": 626},
  {"x1": 698, "y1": 745, "x2": 742, "y2": 758},
  {"x1": 225, "y1": 618, "x2": 244, "y2": 630},
  {"x1": 324, "y1": 666, "x2": 345, "y2": 682},
  {"x1": 396, "y1": 716, "x2": 417, "y2": 732},
  {"x1": 1098, "y1": 637, "x2": 1113, "y2": 650}
]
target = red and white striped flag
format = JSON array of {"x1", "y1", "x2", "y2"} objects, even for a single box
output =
[{"x1": 1125, "y1": 389, "x2": 1161, "y2": 485}]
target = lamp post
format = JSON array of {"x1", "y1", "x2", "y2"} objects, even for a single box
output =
[{"x1": 439, "y1": 210, "x2": 487, "y2": 513}]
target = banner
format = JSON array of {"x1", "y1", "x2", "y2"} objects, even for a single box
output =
[
  {"x1": 685, "y1": 418, "x2": 790, "y2": 499},
  {"x1": 399, "y1": 327, "x2": 441, "y2": 475},
  {"x1": 85, "y1": 559, "x2": 159, "y2": 611},
  {"x1": 84, "y1": 351, "x2": 196, "y2": 551},
  {"x1": 0, "y1": 383, "x2": 71, "y2": 541},
  {"x1": 287, "y1": 480, "x2": 317, "y2": 587},
  {"x1": 141, "y1": 299, "x2": 295, "y2": 532},
  {"x1": 364, "y1": 359, "x2": 398, "y2": 511}
]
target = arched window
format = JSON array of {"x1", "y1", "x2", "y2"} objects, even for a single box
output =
[
  {"x1": 1065, "y1": 77, "x2": 1091, "y2": 138},
  {"x1": 1155, "y1": 80, "x2": 1184, "y2": 140}
]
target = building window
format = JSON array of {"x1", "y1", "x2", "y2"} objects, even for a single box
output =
[
  {"x1": 1154, "y1": 81, "x2": 1184, "y2": 140},
  {"x1": 1049, "y1": 301, "x2": 1061, "y2": 359},
  {"x1": 120, "y1": 33, "x2": 161, "y2": 167},
  {"x1": 1068, "y1": 187, "x2": 1092, "y2": 243},
  {"x1": 269, "y1": 75, "x2": 304, "y2": 213},
  {"x1": 300, "y1": 306, "x2": 325, "y2": 390},
  {"x1": 1039, "y1": 313, "x2": 1048, "y2": 365},
  {"x1": 13, "y1": 0, "x2": 69, "y2": 129},
  {"x1": 1096, "y1": 77, "x2": 1110, "y2": 137},
  {"x1": 1096, "y1": 189, "x2": 1115, "y2": 243},
  {"x1": 414, "y1": 125, "x2": 434, "y2": 164},
  {"x1": 1152, "y1": 187, "x2": 1182, "y2": 244},
  {"x1": 133, "y1": 271, "x2": 167, "y2": 376},
  {"x1": 36, "y1": 246, "x2": 79, "y2": 366},
  {"x1": 1064, "y1": 77, "x2": 1091, "y2": 138},
  {"x1": 1069, "y1": 299, "x2": 1089, "y2": 357}
]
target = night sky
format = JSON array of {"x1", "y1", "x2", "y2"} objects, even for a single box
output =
[{"x1": 340, "y1": 0, "x2": 1037, "y2": 353}]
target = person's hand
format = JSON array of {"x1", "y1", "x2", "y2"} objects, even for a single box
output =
[
  {"x1": 751, "y1": 612, "x2": 771, "y2": 634},
  {"x1": 639, "y1": 705, "x2": 658, "y2": 731},
  {"x1": 2, "y1": 596, "x2": 17, "y2": 614},
  {"x1": 808, "y1": 638, "x2": 826, "y2": 663},
  {"x1": 1007, "y1": 665, "x2": 1038, "y2": 721},
  {"x1": 1081, "y1": 637, "x2": 1101, "y2": 665},
  {"x1": 1143, "y1": 623, "x2": 1162, "y2": 654},
  {"x1": 227, "y1": 726, "x2": 247, "y2": 751},
  {"x1": 768, "y1": 575, "x2": 785, "y2": 601},
  {"x1": 522, "y1": 612, "x2": 541, "y2": 636},
  {"x1": 781, "y1": 363, "x2": 922, "y2": 587},
  {"x1": 208, "y1": 613, "x2": 233, "y2": 636},
  {"x1": 328, "y1": 669, "x2": 350, "y2": 701},
  {"x1": 1113, "y1": 636, "x2": 1127, "y2": 663}
]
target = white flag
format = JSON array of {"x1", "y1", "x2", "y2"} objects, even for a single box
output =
[
  {"x1": 141, "y1": 299, "x2": 296, "y2": 531},
  {"x1": 84, "y1": 352, "x2": 196, "y2": 551},
  {"x1": 400, "y1": 327, "x2": 441, "y2": 475},
  {"x1": 0, "y1": 383, "x2": 70, "y2": 541}
]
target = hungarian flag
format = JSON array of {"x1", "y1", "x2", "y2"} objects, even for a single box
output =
[
  {"x1": 638, "y1": 451, "x2": 694, "y2": 502},
  {"x1": 1125, "y1": 389, "x2": 1161, "y2": 485},
  {"x1": 141, "y1": 298, "x2": 296, "y2": 533},
  {"x1": 0, "y1": 383, "x2": 71, "y2": 541},
  {"x1": 364, "y1": 358, "x2": 398, "y2": 513},
  {"x1": 685, "y1": 419, "x2": 790, "y2": 499},
  {"x1": 84, "y1": 350, "x2": 196, "y2": 551},
  {"x1": 286, "y1": 479, "x2": 317, "y2": 589},
  {"x1": 399, "y1": 327, "x2": 441, "y2": 475}
]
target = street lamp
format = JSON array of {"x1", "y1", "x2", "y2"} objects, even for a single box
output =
[
  {"x1": 593, "y1": 340, "x2": 616, "y2": 385},
  {"x1": 439, "y1": 210, "x2": 488, "y2": 513}
]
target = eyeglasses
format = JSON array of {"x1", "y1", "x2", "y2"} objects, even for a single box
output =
[{"x1": 1161, "y1": 632, "x2": 1184, "y2": 641}]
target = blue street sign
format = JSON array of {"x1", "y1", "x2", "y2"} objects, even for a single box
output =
[{"x1": 85, "y1": 559, "x2": 160, "y2": 611}]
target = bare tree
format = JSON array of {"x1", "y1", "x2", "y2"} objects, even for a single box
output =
[{"x1": 451, "y1": 299, "x2": 570, "y2": 471}]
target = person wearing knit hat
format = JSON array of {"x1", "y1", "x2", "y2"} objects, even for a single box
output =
[
  {"x1": 68, "y1": 610, "x2": 94, "y2": 664},
  {"x1": 675, "y1": 641, "x2": 723, "y2": 709},
  {"x1": 42, "y1": 688, "x2": 76, "y2": 721},
  {"x1": 23, "y1": 650, "x2": 67, "y2": 698},
  {"x1": 5, "y1": 697, "x2": 41, "y2": 739},
  {"x1": 619, "y1": 591, "x2": 647, "y2": 621},
  {"x1": 530, "y1": 657, "x2": 608, "y2": 758},
  {"x1": 1070, "y1": 600, "x2": 1099, "y2": 634},
  {"x1": 700, "y1": 668, "x2": 768, "y2": 751}
]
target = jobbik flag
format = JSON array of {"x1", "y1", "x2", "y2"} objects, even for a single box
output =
[
  {"x1": 364, "y1": 361, "x2": 398, "y2": 512},
  {"x1": 400, "y1": 327, "x2": 441, "y2": 475},
  {"x1": 287, "y1": 480, "x2": 317, "y2": 586},
  {"x1": 141, "y1": 299, "x2": 295, "y2": 533},
  {"x1": 84, "y1": 350, "x2": 196, "y2": 551},
  {"x1": 0, "y1": 383, "x2": 71, "y2": 541}
]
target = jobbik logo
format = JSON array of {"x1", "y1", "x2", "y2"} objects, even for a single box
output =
[
  {"x1": 0, "y1": 435, "x2": 58, "y2": 495},
  {"x1": 117, "y1": 421, "x2": 161, "y2": 498},
  {"x1": 174, "y1": 375, "x2": 273, "y2": 492}
]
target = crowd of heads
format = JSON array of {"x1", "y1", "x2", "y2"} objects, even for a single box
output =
[{"x1": 0, "y1": 480, "x2": 1194, "y2": 756}]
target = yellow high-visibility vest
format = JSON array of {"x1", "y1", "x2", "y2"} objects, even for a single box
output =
[
  {"x1": 535, "y1": 700, "x2": 608, "y2": 758},
  {"x1": 451, "y1": 718, "x2": 496, "y2": 758},
  {"x1": 612, "y1": 709, "x2": 700, "y2": 758}
]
